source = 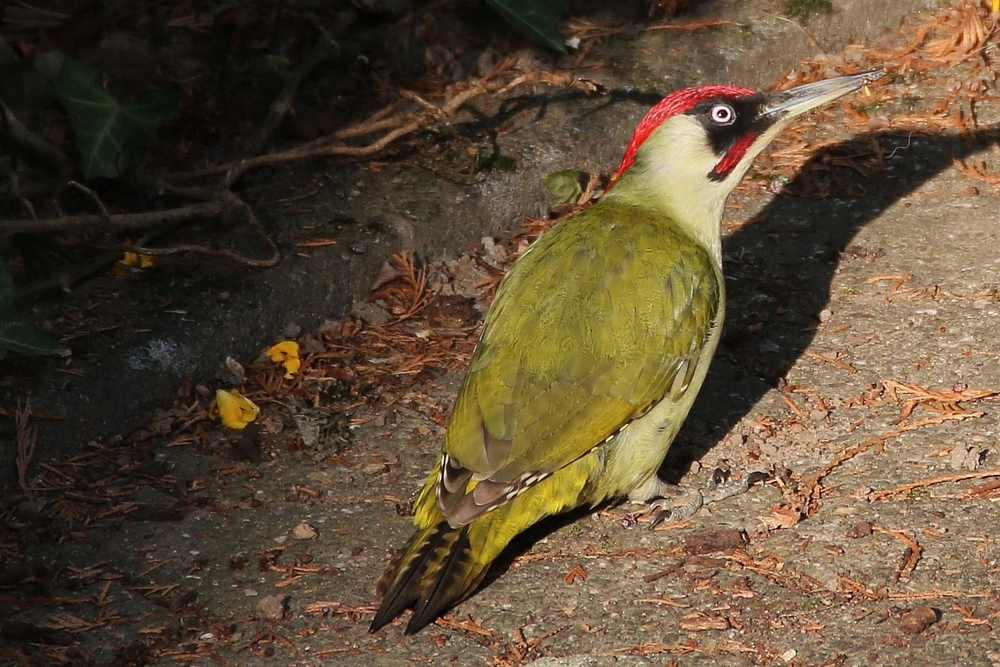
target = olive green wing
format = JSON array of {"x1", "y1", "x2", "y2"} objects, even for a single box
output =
[{"x1": 438, "y1": 203, "x2": 722, "y2": 526}]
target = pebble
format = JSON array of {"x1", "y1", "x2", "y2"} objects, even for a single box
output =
[
  {"x1": 255, "y1": 594, "x2": 287, "y2": 621},
  {"x1": 899, "y1": 606, "x2": 938, "y2": 634},
  {"x1": 291, "y1": 521, "x2": 318, "y2": 540}
]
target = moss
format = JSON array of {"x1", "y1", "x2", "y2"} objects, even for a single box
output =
[
  {"x1": 474, "y1": 148, "x2": 518, "y2": 173},
  {"x1": 855, "y1": 102, "x2": 883, "y2": 114},
  {"x1": 783, "y1": 0, "x2": 833, "y2": 22}
]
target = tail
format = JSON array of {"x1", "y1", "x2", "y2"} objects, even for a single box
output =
[
  {"x1": 370, "y1": 451, "x2": 600, "y2": 632},
  {"x1": 369, "y1": 520, "x2": 489, "y2": 634}
]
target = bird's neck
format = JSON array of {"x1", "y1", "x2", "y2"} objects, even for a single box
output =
[
  {"x1": 604, "y1": 167, "x2": 729, "y2": 267},
  {"x1": 604, "y1": 116, "x2": 753, "y2": 265}
]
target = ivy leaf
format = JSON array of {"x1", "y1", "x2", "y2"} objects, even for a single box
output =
[
  {"x1": 53, "y1": 58, "x2": 181, "y2": 179},
  {"x1": 0, "y1": 320, "x2": 66, "y2": 360},
  {"x1": 0, "y1": 262, "x2": 67, "y2": 359},
  {"x1": 543, "y1": 168, "x2": 587, "y2": 205},
  {"x1": 485, "y1": 0, "x2": 570, "y2": 53}
]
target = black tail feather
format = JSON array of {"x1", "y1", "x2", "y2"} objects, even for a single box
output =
[
  {"x1": 405, "y1": 527, "x2": 475, "y2": 634},
  {"x1": 371, "y1": 520, "x2": 489, "y2": 634},
  {"x1": 369, "y1": 522, "x2": 450, "y2": 632}
]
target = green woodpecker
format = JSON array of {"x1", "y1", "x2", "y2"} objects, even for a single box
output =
[{"x1": 370, "y1": 70, "x2": 882, "y2": 634}]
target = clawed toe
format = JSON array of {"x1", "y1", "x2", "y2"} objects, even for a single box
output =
[{"x1": 641, "y1": 469, "x2": 769, "y2": 530}]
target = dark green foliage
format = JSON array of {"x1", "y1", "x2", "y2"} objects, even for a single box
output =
[
  {"x1": 485, "y1": 0, "x2": 570, "y2": 53},
  {"x1": 0, "y1": 262, "x2": 66, "y2": 360},
  {"x1": 52, "y1": 58, "x2": 181, "y2": 179}
]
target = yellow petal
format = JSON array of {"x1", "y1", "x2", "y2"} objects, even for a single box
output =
[
  {"x1": 120, "y1": 249, "x2": 156, "y2": 268},
  {"x1": 281, "y1": 357, "x2": 301, "y2": 379},
  {"x1": 266, "y1": 340, "x2": 301, "y2": 379},
  {"x1": 213, "y1": 389, "x2": 259, "y2": 430}
]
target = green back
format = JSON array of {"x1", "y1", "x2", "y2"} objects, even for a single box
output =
[{"x1": 444, "y1": 200, "x2": 722, "y2": 483}]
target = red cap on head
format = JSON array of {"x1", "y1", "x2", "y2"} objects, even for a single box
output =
[{"x1": 613, "y1": 84, "x2": 757, "y2": 178}]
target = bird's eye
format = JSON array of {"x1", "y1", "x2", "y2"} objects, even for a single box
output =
[{"x1": 710, "y1": 104, "x2": 736, "y2": 125}]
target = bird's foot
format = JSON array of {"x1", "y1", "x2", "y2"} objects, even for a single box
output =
[{"x1": 647, "y1": 468, "x2": 768, "y2": 529}]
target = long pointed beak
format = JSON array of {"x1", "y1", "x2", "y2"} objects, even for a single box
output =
[{"x1": 762, "y1": 69, "x2": 884, "y2": 121}]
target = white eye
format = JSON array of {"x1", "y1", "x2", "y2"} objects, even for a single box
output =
[{"x1": 710, "y1": 104, "x2": 735, "y2": 125}]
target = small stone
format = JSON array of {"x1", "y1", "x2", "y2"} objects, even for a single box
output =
[
  {"x1": 371, "y1": 260, "x2": 403, "y2": 290},
  {"x1": 899, "y1": 606, "x2": 938, "y2": 634},
  {"x1": 291, "y1": 521, "x2": 317, "y2": 540},
  {"x1": 219, "y1": 356, "x2": 246, "y2": 385},
  {"x1": 819, "y1": 308, "x2": 833, "y2": 323},
  {"x1": 868, "y1": 115, "x2": 890, "y2": 130},
  {"x1": 846, "y1": 521, "x2": 873, "y2": 539},
  {"x1": 363, "y1": 462, "x2": 390, "y2": 475},
  {"x1": 964, "y1": 185, "x2": 980, "y2": 196},
  {"x1": 354, "y1": 302, "x2": 392, "y2": 327},
  {"x1": 476, "y1": 46, "x2": 500, "y2": 77},
  {"x1": 949, "y1": 444, "x2": 984, "y2": 471},
  {"x1": 759, "y1": 441, "x2": 780, "y2": 457},
  {"x1": 255, "y1": 594, "x2": 288, "y2": 620}
]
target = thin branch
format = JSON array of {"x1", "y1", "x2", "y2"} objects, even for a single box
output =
[
  {"x1": 0, "y1": 100, "x2": 73, "y2": 180},
  {"x1": 16, "y1": 399, "x2": 37, "y2": 496},
  {"x1": 871, "y1": 469, "x2": 1000, "y2": 500},
  {"x1": 1, "y1": 201, "x2": 225, "y2": 233},
  {"x1": 67, "y1": 181, "x2": 111, "y2": 220},
  {"x1": 162, "y1": 69, "x2": 603, "y2": 187},
  {"x1": 129, "y1": 199, "x2": 280, "y2": 267},
  {"x1": 244, "y1": 29, "x2": 341, "y2": 156}
]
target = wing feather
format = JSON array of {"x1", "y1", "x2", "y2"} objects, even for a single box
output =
[{"x1": 438, "y1": 202, "x2": 721, "y2": 526}]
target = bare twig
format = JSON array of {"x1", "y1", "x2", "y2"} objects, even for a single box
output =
[
  {"x1": 16, "y1": 399, "x2": 37, "y2": 495},
  {"x1": 244, "y1": 29, "x2": 341, "y2": 156},
  {"x1": 163, "y1": 70, "x2": 603, "y2": 187},
  {"x1": 871, "y1": 469, "x2": 1000, "y2": 500},
  {"x1": 872, "y1": 525, "x2": 921, "y2": 582},
  {"x1": 646, "y1": 18, "x2": 743, "y2": 32},
  {"x1": 67, "y1": 181, "x2": 111, "y2": 221},
  {"x1": 0, "y1": 100, "x2": 73, "y2": 180},
  {"x1": 5, "y1": 68, "x2": 599, "y2": 281},
  {"x1": 15, "y1": 249, "x2": 122, "y2": 300},
  {"x1": 2, "y1": 201, "x2": 226, "y2": 233},
  {"x1": 796, "y1": 412, "x2": 986, "y2": 514},
  {"x1": 128, "y1": 198, "x2": 281, "y2": 267}
]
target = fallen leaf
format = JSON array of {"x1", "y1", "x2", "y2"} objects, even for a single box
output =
[
  {"x1": 564, "y1": 563, "x2": 588, "y2": 584},
  {"x1": 754, "y1": 505, "x2": 803, "y2": 531}
]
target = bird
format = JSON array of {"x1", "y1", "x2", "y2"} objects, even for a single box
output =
[{"x1": 369, "y1": 69, "x2": 883, "y2": 634}]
